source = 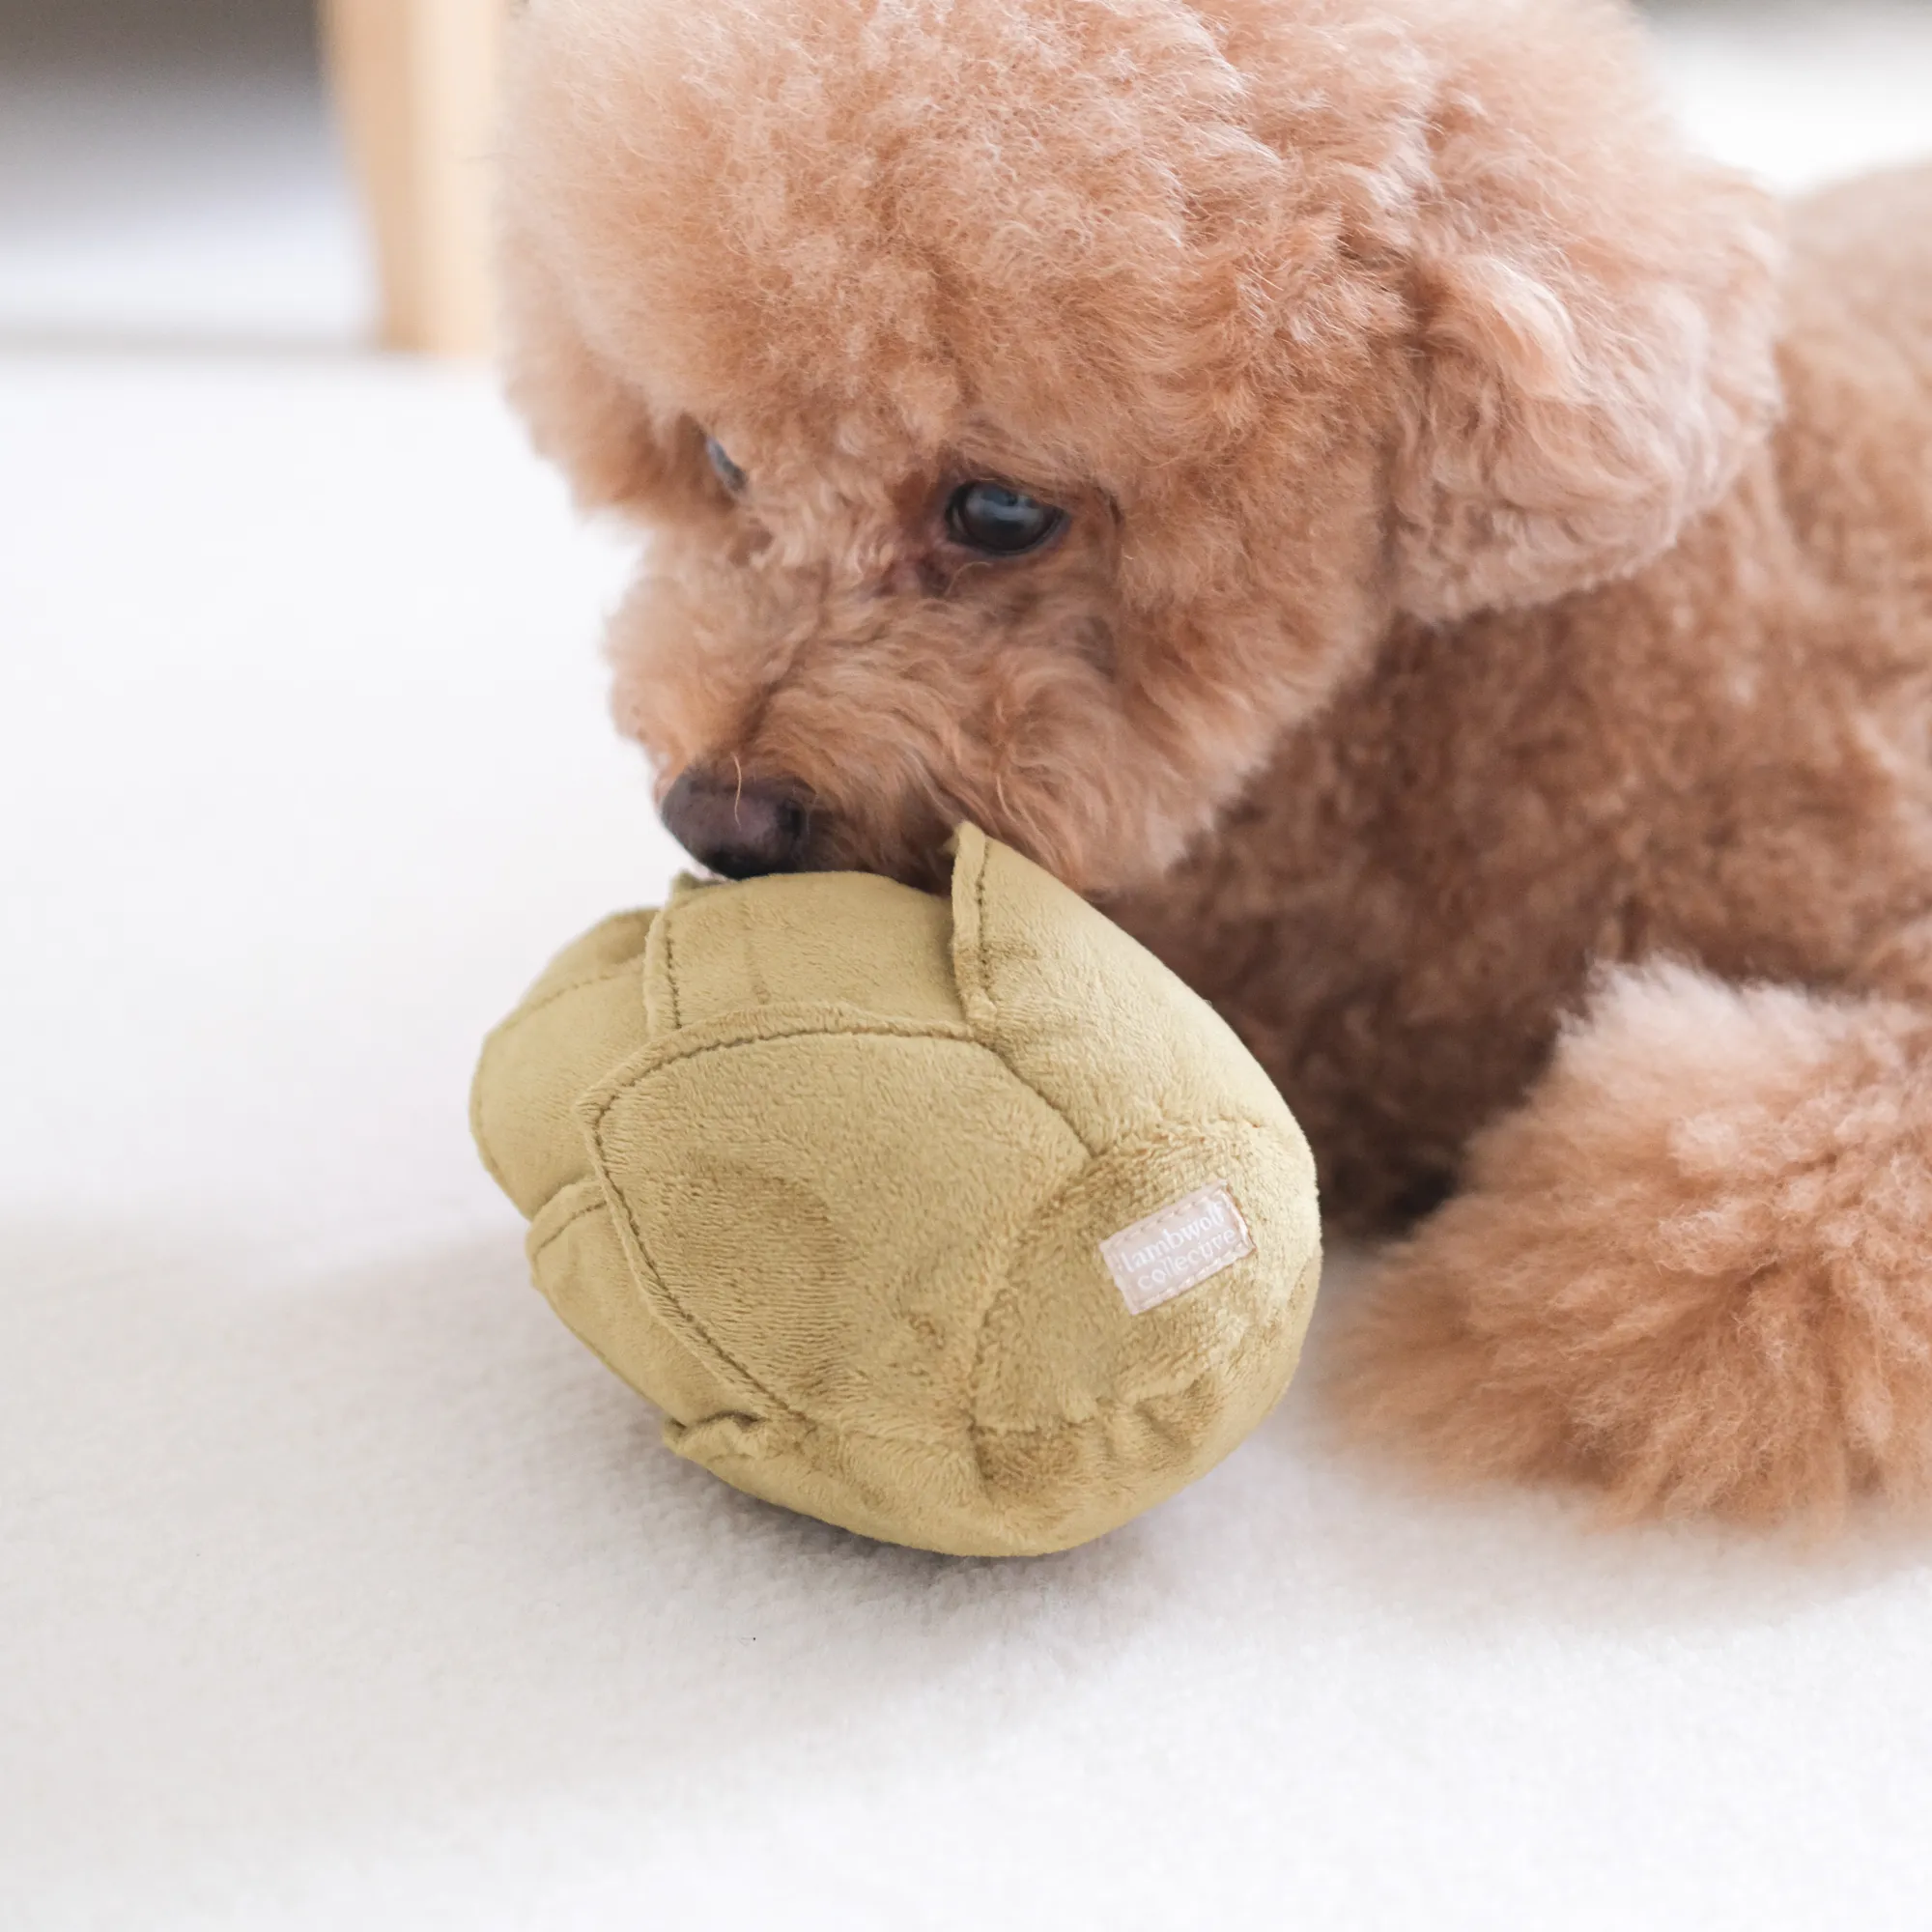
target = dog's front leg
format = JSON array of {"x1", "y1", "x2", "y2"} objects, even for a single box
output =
[{"x1": 1332, "y1": 961, "x2": 1932, "y2": 1522}]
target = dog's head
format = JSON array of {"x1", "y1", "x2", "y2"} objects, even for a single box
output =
[{"x1": 501, "y1": 0, "x2": 1781, "y2": 893}]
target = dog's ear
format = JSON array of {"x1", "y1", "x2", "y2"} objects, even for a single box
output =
[{"x1": 1385, "y1": 16, "x2": 1784, "y2": 622}]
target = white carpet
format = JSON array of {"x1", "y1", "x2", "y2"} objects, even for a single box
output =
[{"x1": 5, "y1": 8, "x2": 1932, "y2": 1928}]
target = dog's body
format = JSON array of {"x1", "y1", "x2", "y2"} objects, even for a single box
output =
[
  {"x1": 501, "y1": 0, "x2": 1932, "y2": 1520},
  {"x1": 1118, "y1": 166, "x2": 1932, "y2": 1233}
]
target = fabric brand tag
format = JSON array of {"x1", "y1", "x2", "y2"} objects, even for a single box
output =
[{"x1": 1097, "y1": 1180, "x2": 1254, "y2": 1315}]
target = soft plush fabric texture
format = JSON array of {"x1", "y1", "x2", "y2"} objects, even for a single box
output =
[{"x1": 473, "y1": 826, "x2": 1321, "y2": 1554}]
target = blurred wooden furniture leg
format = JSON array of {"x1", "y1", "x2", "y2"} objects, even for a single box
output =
[{"x1": 321, "y1": 0, "x2": 509, "y2": 356}]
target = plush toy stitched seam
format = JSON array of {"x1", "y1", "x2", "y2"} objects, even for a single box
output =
[
  {"x1": 496, "y1": 957, "x2": 641, "y2": 1031},
  {"x1": 947, "y1": 822, "x2": 996, "y2": 1045},
  {"x1": 690, "y1": 1310, "x2": 1302, "y2": 1455},
  {"x1": 584, "y1": 1040, "x2": 1293, "y2": 1461},
  {"x1": 657, "y1": 1240, "x2": 1314, "y2": 1466},
  {"x1": 681, "y1": 1375, "x2": 1251, "y2": 1454},
  {"x1": 961, "y1": 833, "x2": 1105, "y2": 1164},
  {"x1": 661, "y1": 895, "x2": 682, "y2": 1032},
  {"x1": 583, "y1": 1023, "x2": 1087, "y2": 1435},
  {"x1": 961, "y1": 1113, "x2": 1300, "y2": 1475},
  {"x1": 527, "y1": 1185, "x2": 609, "y2": 1260},
  {"x1": 966, "y1": 1353, "x2": 1285, "y2": 1441},
  {"x1": 470, "y1": 959, "x2": 651, "y2": 1195},
  {"x1": 606, "y1": 1010, "x2": 979, "y2": 1077},
  {"x1": 899, "y1": 869, "x2": 1119, "y2": 1490},
  {"x1": 964, "y1": 1245, "x2": 1317, "y2": 1453}
]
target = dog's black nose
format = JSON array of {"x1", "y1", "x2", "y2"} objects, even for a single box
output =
[{"x1": 660, "y1": 766, "x2": 810, "y2": 878}]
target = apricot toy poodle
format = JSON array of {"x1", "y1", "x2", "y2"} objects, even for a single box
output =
[{"x1": 497, "y1": 0, "x2": 1932, "y2": 1524}]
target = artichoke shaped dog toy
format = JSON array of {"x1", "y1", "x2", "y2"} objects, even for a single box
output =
[{"x1": 473, "y1": 826, "x2": 1321, "y2": 1555}]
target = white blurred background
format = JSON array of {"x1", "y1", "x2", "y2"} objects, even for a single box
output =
[
  {"x1": 0, "y1": 0, "x2": 365, "y2": 345},
  {"x1": 3, "y1": 7, "x2": 1930, "y2": 1932}
]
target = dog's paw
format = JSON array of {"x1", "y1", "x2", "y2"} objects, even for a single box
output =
[{"x1": 1332, "y1": 963, "x2": 1932, "y2": 1523}]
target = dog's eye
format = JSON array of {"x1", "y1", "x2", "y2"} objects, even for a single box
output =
[
  {"x1": 945, "y1": 481, "x2": 1064, "y2": 556},
  {"x1": 705, "y1": 437, "x2": 747, "y2": 494}
]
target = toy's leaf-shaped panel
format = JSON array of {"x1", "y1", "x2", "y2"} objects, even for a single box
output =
[
  {"x1": 948, "y1": 825, "x2": 1298, "y2": 1157},
  {"x1": 645, "y1": 870, "x2": 964, "y2": 1038}
]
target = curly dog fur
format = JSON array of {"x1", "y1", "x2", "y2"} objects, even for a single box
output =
[{"x1": 498, "y1": 0, "x2": 1932, "y2": 1523}]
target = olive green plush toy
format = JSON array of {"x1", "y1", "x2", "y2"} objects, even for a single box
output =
[{"x1": 472, "y1": 825, "x2": 1321, "y2": 1556}]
